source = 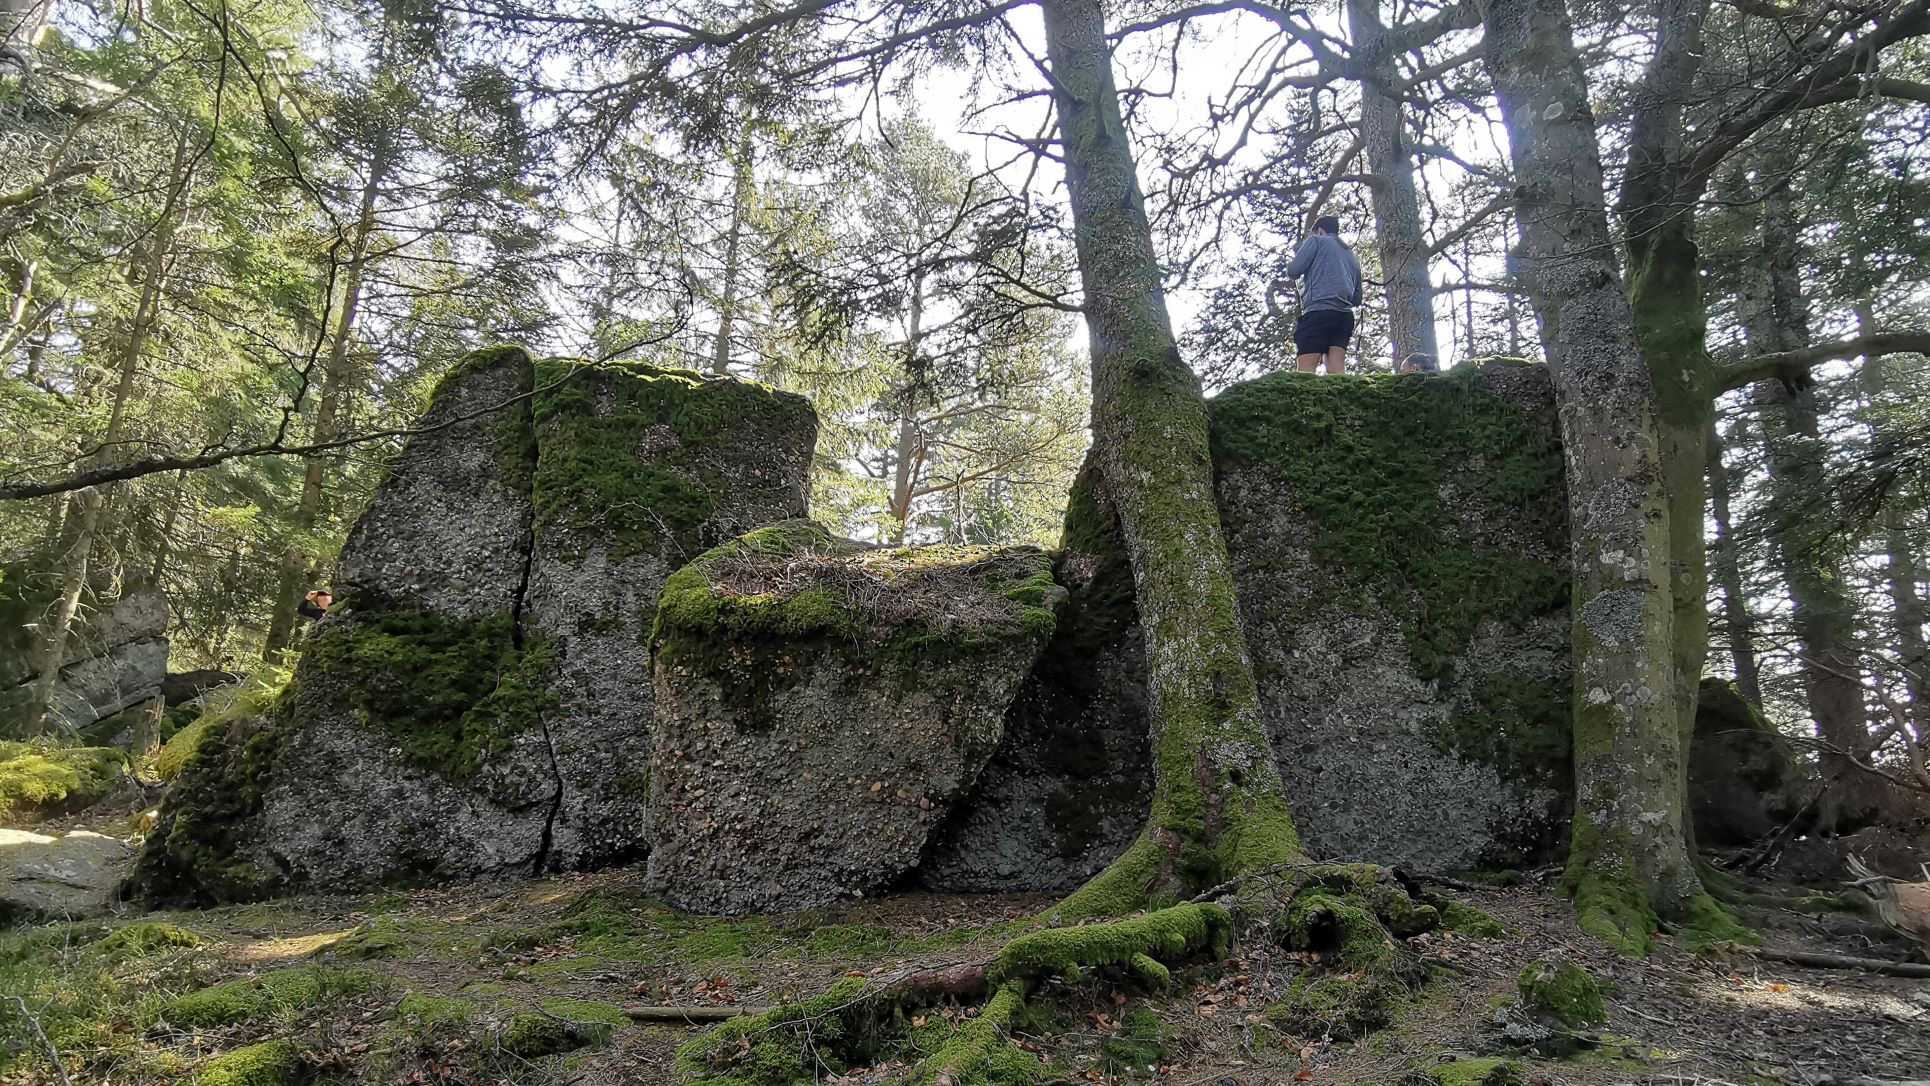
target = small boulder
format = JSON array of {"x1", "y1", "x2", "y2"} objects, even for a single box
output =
[
  {"x1": 1690, "y1": 677, "x2": 1798, "y2": 846},
  {"x1": 1486, "y1": 956, "x2": 1606, "y2": 1056},
  {"x1": 0, "y1": 827, "x2": 133, "y2": 920},
  {"x1": 646, "y1": 521, "x2": 1064, "y2": 913}
]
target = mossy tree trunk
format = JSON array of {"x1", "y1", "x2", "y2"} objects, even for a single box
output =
[
  {"x1": 1478, "y1": 0, "x2": 1741, "y2": 952},
  {"x1": 1041, "y1": 0, "x2": 1301, "y2": 916}
]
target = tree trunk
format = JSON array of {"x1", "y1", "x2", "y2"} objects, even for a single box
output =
[
  {"x1": 711, "y1": 126, "x2": 754, "y2": 376},
  {"x1": 1478, "y1": 0, "x2": 1719, "y2": 952},
  {"x1": 887, "y1": 273, "x2": 928, "y2": 543},
  {"x1": 1346, "y1": 0, "x2": 1438, "y2": 368},
  {"x1": 1740, "y1": 165, "x2": 1876, "y2": 831},
  {"x1": 1705, "y1": 418, "x2": 1763, "y2": 706},
  {"x1": 1042, "y1": 0, "x2": 1301, "y2": 917},
  {"x1": 264, "y1": 136, "x2": 390, "y2": 662},
  {"x1": 22, "y1": 125, "x2": 193, "y2": 734}
]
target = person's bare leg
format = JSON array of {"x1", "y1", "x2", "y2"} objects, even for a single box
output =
[
  {"x1": 1325, "y1": 347, "x2": 1347, "y2": 374},
  {"x1": 1296, "y1": 354, "x2": 1321, "y2": 372}
]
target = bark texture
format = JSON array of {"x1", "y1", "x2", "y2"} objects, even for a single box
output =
[
  {"x1": 1347, "y1": 0, "x2": 1439, "y2": 368},
  {"x1": 1042, "y1": 0, "x2": 1300, "y2": 916},
  {"x1": 1742, "y1": 185, "x2": 1874, "y2": 828},
  {"x1": 1479, "y1": 0, "x2": 1719, "y2": 952}
]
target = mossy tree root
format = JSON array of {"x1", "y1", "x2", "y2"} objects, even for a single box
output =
[{"x1": 676, "y1": 904, "x2": 1231, "y2": 1086}]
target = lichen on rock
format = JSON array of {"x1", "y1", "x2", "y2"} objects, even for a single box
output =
[{"x1": 647, "y1": 519, "x2": 1065, "y2": 913}]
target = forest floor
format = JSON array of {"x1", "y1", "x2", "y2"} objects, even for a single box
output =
[{"x1": 3, "y1": 850, "x2": 1927, "y2": 1086}]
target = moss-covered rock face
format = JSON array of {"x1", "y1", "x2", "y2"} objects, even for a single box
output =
[
  {"x1": 943, "y1": 362, "x2": 1573, "y2": 887},
  {"x1": 1211, "y1": 362, "x2": 1572, "y2": 871},
  {"x1": 524, "y1": 359, "x2": 816, "y2": 871},
  {"x1": 922, "y1": 459, "x2": 1153, "y2": 892},
  {"x1": 135, "y1": 350, "x2": 819, "y2": 905},
  {"x1": 647, "y1": 520, "x2": 1064, "y2": 913}
]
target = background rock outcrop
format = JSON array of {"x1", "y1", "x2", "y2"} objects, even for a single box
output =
[
  {"x1": 1, "y1": 581, "x2": 169, "y2": 735},
  {"x1": 647, "y1": 521, "x2": 1064, "y2": 913},
  {"x1": 135, "y1": 350, "x2": 817, "y2": 903}
]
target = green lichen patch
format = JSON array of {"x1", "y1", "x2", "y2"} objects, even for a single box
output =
[
  {"x1": 0, "y1": 740, "x2": 130, "y2": 821},
  {"x1": 1515, "y1": 959, "x2": 1606, "y2": 1028},
  {"x1": 1208, "y1": 366, "x2": 1567, "y2": 684},
  {"x1": 294, "y1": 608, "x2": 555, "y2": 782},
  {"x1": 93, "y1": 922, "x2": 209, "y2": 961},
  {"x1": 148, "y1": 966, "x2": 380, "y2": 1029},
  {"x1": 531, "y1": 358, "x2": 815, "y2": 563},
  {"x1": 195, "y1": 1040, "x2": 305, "y2": 1086}
]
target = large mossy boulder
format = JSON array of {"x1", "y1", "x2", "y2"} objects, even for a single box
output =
[
  {"x1": 646, "y1": 520, "x2": 1064, "y2": 913},
  {"x1": 134, "y1": 350, "x2": 816, "y2": 903},
  {"x1": 1689, "y1": 677, "x2": 1798, "y2": 845},
  {"x1": 935, "y1": 362, "x2": 1573, "y2": 884},
  {"x1": 1214, "y1": 361, "x2": 1571, "y2": 871},
  {"x1": 525, "y1": 362, "x2": 816, "y2": 870}
]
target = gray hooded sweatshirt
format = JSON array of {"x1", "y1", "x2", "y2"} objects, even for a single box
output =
[{"x1": 1286, "y1": 234, "x2": 1364, "y2": 313}]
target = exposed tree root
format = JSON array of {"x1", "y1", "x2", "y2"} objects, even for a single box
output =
[
  {"x1": 1749, "y1": 947, "x2": 1930, "y2": 978},
  {"x1": 675, "y1": 867, "x2": 1450, "y2": 1085}
]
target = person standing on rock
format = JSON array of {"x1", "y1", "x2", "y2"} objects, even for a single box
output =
[{"x1": 1285, "y1": 214, "x2": 1364, "y2": 375}]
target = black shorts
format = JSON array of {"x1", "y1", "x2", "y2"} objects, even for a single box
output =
[{"x1": 1294, "y1": 309, "x2": 1355, "y2": 355}]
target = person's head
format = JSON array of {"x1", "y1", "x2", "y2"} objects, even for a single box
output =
[
  {"x1": 1314, "y1": 214, "x2": 1342, "y2": 238},
  {"x1": 310, "y1": 588, "x2": 332, "y2": 607},
  {"x1": 1401, "y1": 352, "x2": 1439, "y2": 374}
]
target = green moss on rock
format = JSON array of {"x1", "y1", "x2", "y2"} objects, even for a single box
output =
[
  {"x1": 1209, "y1": 367, "x2": 1566, "y2": 683},
  {"x1": 195, "y1": 1040, "x2": 304, "y2": 1086},
  {"x1": 294, "y1": 608, "x2": 554, "y2": 782},
  {"x1": 1516, "y1": 959, "x2": 1606, "y2": 1028},
  {"x1": 0, "y1": 741, "x2": 129, "y2": 820},
  {"x1": 531, "y1": 359, "x2": 815, "y2": 563},
  {"x1": 132, "y1": 708, "x2": 286, "y2": 905}
]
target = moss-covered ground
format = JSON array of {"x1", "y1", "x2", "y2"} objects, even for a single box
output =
[
  {"x1": 0, "y1": 869, "x2": 1917, "y2": 1086},
  {"x1": 0, "y1": 741, "x2": 130, "y2": 821}
]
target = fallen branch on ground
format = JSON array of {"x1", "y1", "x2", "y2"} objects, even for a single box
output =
[
  {"x1": 1748, "y1": 946, "x2": 1930, "y2": 977},
  {"x1": 622, "y1": 1005, "x2": 772, "y2": 1021}
]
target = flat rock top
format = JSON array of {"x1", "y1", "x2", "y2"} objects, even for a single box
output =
[{"x1": 655, "y1": 520, "x2": 1064, "y2": 647}]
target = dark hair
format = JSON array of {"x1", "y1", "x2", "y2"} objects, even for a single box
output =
[
  {"x1": 1403, "y1": 352, "x2": 1438, "y2": 373},
  {"x1": 1315, "y1": 214, "x2": 1341, "y2": 236}
]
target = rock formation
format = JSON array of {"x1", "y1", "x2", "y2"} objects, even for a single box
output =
[
  {"x1": 646, "y1": 520, "x2": 1063, "y2": 912},
  {"x1": 928, "y1": 361, "x2": 1573, "y2": 886},
  {"x1": 138, "y1": 354, "x2": 1579, "y2": 906},
  {"x1": 1, "y1": 581, "x2": 169, "y2": 735},
  {"x1": 134, "y1": 349, "x2": 818, "y2": 903}
]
